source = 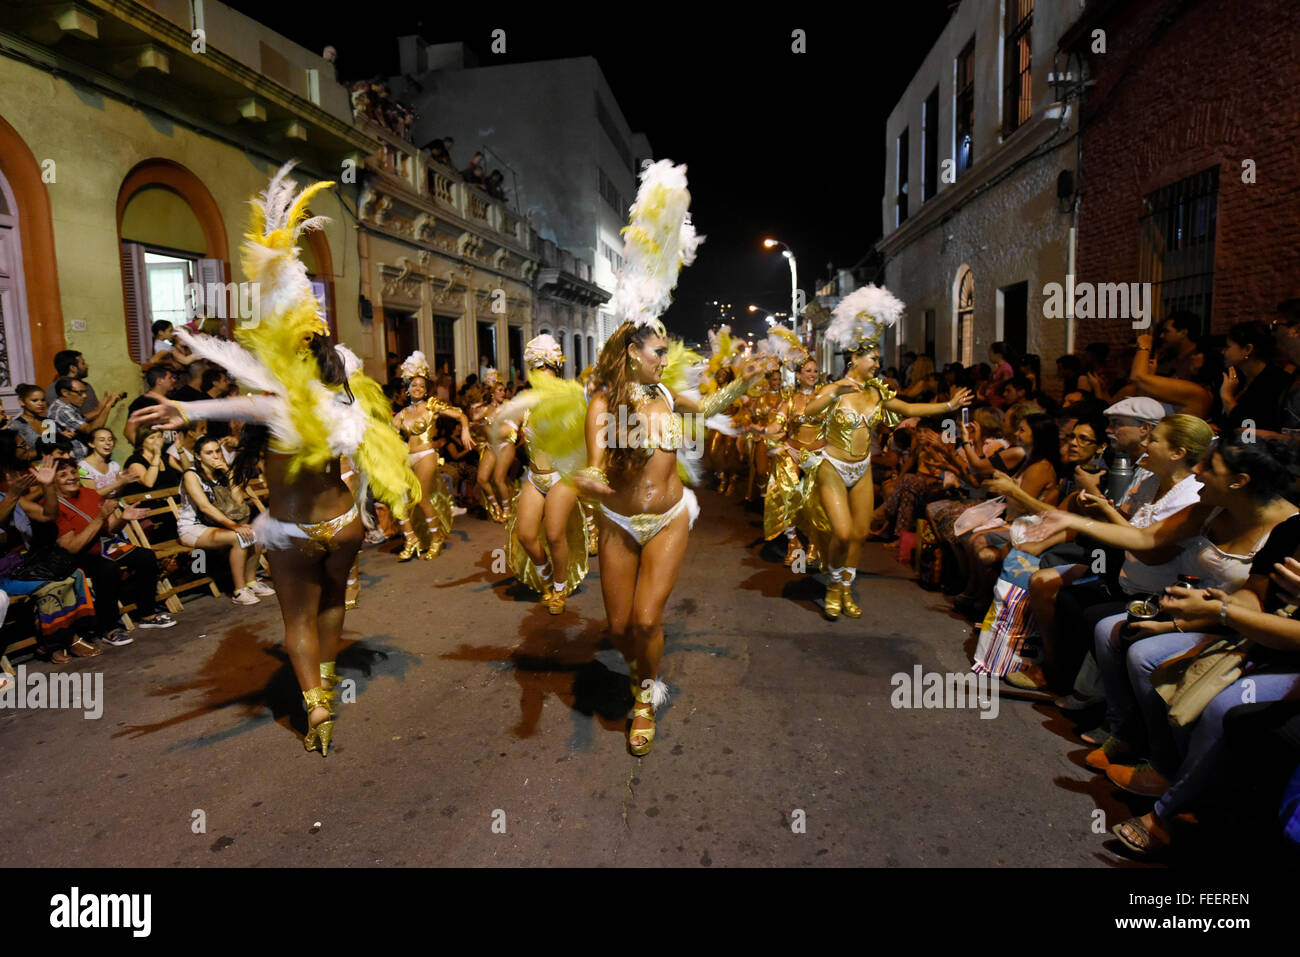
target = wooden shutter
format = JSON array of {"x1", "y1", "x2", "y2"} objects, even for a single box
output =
[
  {"x1": 120, "y1": 241, "x2": 152, "y2": 362},
  {"x1": 196, "y1": 257, "x2": 227, "y2": 336}
]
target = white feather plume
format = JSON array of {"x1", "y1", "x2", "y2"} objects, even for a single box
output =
[
  {"x1": 613, "y1": 160, "x2": 704, "y2": 329},
  {"x1": 174, "y1": 327, "x2": 281, "y2": 396},
  {"x1": 398, "y1": 350, "x2": 429, "y2": 379},
  {"x1": 826, "y1": 284, "x2": 904, "y2": 350},
  {"x1": 523, "y1": 334, "x2": 564, "y2": 369}
]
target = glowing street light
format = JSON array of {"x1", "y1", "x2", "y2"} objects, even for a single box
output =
[{"x1": 762, "y1": 237, "x2": 800, "y2": 338}]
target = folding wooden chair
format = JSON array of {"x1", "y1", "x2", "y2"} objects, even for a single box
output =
[{"x1": 119, "y1": 487, "x2": 220, "y2": 613}]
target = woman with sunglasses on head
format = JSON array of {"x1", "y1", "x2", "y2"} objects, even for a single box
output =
[
  {"x1": 132, "y1": 163, "x2": 419, "y2": 757},
  {"x1": 799, "y1": 286, "x2": 972, "y2": 620}
]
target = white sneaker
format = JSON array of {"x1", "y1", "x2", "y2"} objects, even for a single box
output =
[
  {"x1": 232, "y1": 588, "x2": 260, "y2": 605},
  {"x1": 364, "y1": 529, "x2": 387, "y2": 545},
  {"x1": 247, "y1": 580, "x2": 276, "y2": 597},
  {"x1": 452, "y1": 506, "x2": 468, "y2": 517}
]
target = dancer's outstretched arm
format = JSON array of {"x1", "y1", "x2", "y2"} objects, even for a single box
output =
[{"x1": 130, "y1": 394, "x2": 282, "y2": 430}]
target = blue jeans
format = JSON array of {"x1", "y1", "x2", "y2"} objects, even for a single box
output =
[{"x1": 1095, "y1": 616, "x2": 1300, "y2": 817}]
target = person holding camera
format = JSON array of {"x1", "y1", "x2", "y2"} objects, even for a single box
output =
[{"x1": 176, "y1": 435, "x2": 271, "y2": 605}]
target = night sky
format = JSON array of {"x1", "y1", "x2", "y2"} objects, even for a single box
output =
[{"x1": 226, "y1": 3, "x2": 958, "y2": 342}]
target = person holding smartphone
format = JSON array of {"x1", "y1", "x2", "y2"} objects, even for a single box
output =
[{"x1": 177, "y1": 435, "x2": 271, "y2": 605}]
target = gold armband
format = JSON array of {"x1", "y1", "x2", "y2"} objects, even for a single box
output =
[
  {"x1": 176, "y1": 402, "x2": 191, "y2": 426},
  {"x1": 695, "y1": 376, "x2": 752, "y2": 419},
  {"x1": 577, "y1": 466, "x2": 609, "y2": 486}
]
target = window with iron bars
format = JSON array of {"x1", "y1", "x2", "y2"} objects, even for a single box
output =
[
  {"x1": 1139, "y1": 167, "x2": 1219, "y2": 335},
  {"x1": 1003, "y1": 0, "x2": 1032, "y2": 137}
]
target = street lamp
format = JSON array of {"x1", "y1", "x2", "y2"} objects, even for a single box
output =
[{"x1": 763, "y1": 238, "x2": 801, "y2": 339}]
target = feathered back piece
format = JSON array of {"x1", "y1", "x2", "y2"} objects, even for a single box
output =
[
  {"x1": 511, "y1": 371, "x2": 589, "y2": 476},
  {"x1": 399, "y1": 350, "x2": 430, "y2": 379},
  {"x1": 700, "y1": 325, "x2": 740, "y2": 395},
  {"x1": 613, "y1": 159, "x2": 704, "y2": 335},
  {"x1": 524, "y1": 334, "x2": 565, "y2": 370},
  {"x1": 660, "y1": 340, "x2": 706, "y2": 394},
  {"x1": 826, "y1": 284, "x2": 904, "y2": 353},
  {"x1": 213, "y1": 161, "x2": 419, "y2": 517}
]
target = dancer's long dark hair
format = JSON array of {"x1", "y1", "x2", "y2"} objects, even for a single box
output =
[
  {"x1": 309, "y1": 333, "x2": 354, "y2": 402},
  {"x1": 592, "y1": 321, "x2": 657, "y2": 480},
  {"x1": 1020, "y1": 413, "x2": 1062, "y2": 478}
]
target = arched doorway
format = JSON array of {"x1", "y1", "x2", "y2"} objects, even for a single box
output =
[
  {"x1": 954, "y1": 265, "x2": 974, "y2": 367},
  {"x1": 0, "y1": 112, "x2": 64, "y2": 407},
  {"x1": 116, "y1": 160, "x2": 228, "y2": 362},
  {"x1": 298, "y1": 228, "x2": 338, "y2": 339}
]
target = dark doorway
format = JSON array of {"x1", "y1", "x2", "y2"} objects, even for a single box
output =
[
  {"x1": 923, "y1": 309, "x2": 936, "y2": 359},
  {"x1": 385, "y1": 309, "x2": 418, "y2": 382},
  {"x1": 1001, "y1": 281, "x2": 1028, "y2": 359},
  {"x1": 434, "y1": 315, "x2": 456, "y2": 390},
  {"x1": 477, "y1": 321, "x2": 498, "y2": 376},
  {"x1": 508, "y1": 325, "x2": 524, "y2": 383}
]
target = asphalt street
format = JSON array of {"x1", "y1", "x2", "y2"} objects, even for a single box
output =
[{"x1": 1, "y1": 488, "x2": 1159, "y2": 866}]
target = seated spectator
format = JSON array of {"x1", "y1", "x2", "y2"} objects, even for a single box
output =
[
  {"x1": 871, "y1": 418, "x2": 949, "y2": 542},
  {"x1": 45, "y1": 349, "x2": 100, "y2": 412},
  {"x1": 53, "y1": 461, "x2": 176, "y2": 640},
  {"x1": 984, "y1": 342, "x2": 1014, "y2": 407},
  {"x1": 0, "y1": 453, "x2": 102, "y2": 661},
  {"x1": 49, "y1": 376, "x2": 123, "y2": 460},
  {"x1": 1221, "y1": 320, "x2": 1290, "y2": 434},
  {"x1": 1031, "y1": 438, "x2": 1300, "y2": 857},
  {"x1": 176, "y1": 436, "x2": 270, "y2": 605},
  {"x1": 897, "y1": 356, "x2": 938, "y2": 401},
  {"x1": 167, "y1": 422, "x2": 202, "y2": 475},
  {"x1": 9, "y1": 383, "x2": 49, "y2": 450},
  {"x1": 927, "y1": 414, "x2": 1062, "y2": 614},
  {"x1": 1128, "y1": 331, "x2": 1214, "y2": 417},
  {"x1": 1017, "y1": 353, "x2": 1041, "y2": 394},
  {"x1": 119, "y1": 428, "x2": 183, "y2": 498},
  {"x1": 125, "y1": 366, "x2": 181, "y2": 447},
  {"x1": 1023, "y1": 414, "x2": 1212, "y2": 695},
  {"x1": 194, "y1": 366, "x2": 235, "y2": 439},
  {"x1": 78, "y1": 428, "x2": 134, "y2": 497},
  {"x1": 1154, "y1": 310, "x2": 1203, "y2": 379}
]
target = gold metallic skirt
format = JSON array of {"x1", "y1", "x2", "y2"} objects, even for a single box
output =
[
  {"x1": 764, "y1": 447, "x2": 823, "y2": 540},
  {"x1": 505, "y1": 482, "x2": 590, "y2": 596}
]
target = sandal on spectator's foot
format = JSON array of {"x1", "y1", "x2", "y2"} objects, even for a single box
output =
[
  {"x1": 49, "y1": 649, "x2": 73, "y2": 664},
  {"x1": 69, "y1": 637, "x2": 102, "y2": 658},
  {"x1": 1112, "y1": 814, "x2": 1172, "y2": 858},
  {"x1": 1106, "y1": 760, "x2": 1172, "y2": 797}
]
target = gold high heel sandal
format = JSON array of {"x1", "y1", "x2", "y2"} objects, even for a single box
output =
[
  {"x1": 302, "y1": 687, "x2": 335, "y2": 756},
  {"x1": 542, "y1": 585, "x2": 566, "y2": 615},
  {"x1": 783, "y1": 536, "x2": 801, "y2": 567},
  {"x1": 841, "y1": 581, "x2": 861, "y2": 618},
  {"x1": 319, "y1": 662, "x2": 341, "y2": 716},
  {"x1": 397, "y1": 530, "x2": 419, "y2": 562},
  {"x1": 824, "y1": 579, "x2": 842, "y2": 619},
  {"x1": 631, "y1": 670, "x2": 670, "y2": 754},
  {"x1": 421, "y1": 536, "x2": 445, "y2": 559}
]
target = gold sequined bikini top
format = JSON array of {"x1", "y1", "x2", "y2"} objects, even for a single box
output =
[
  {"x1": 626, "y1": 383, "x2": 684, "y2": 451},
  {"x1": 821, "y1": 378, "x2": 902, "y2": 452},
  {"x1": 786, "y1": 390, "x2": 826, "y2": 429},
  {"x1": 405, "y1": 397, "x2": 454, "y2": 444}
]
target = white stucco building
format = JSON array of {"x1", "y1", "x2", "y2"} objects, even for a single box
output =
[
  {"x1": 877, "y1": 0, "x2": 1085, "y2": 380},
  {"x1": 389, "y1": 40, "x2": 651, "y2": 368}
]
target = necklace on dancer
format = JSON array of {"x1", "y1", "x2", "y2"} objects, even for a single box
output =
[{"x1": 629, "y1": 382, "x2": 659, "y2": 403}]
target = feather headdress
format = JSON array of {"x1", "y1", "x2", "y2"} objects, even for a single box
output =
[
  {"x1": 700, "y1": 325, "x2": 740, "y2": 395},
  {"x1": 482, "y1": 368, "x2": 500, "y2": 387},
  {"x1": 826, "y1": 284, "x2": 904, "y2": 353},
  {"x1": 613, "y1": 159, "x2": 704, "y2": 335},
  {"x1": 765, "y1": 324, "x2": 809, "y2": 368},
  {"x1": 181, "y1": 161, "x2": 420, "y2": 519},
  {"x1": 523, "y1": 334, "x2": 565, "y2": 370},
  {"x1": 399, "y1": 350, "x2": 430, "y2": 380}
]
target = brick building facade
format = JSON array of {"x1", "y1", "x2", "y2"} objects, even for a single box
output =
[{"x1": 1062, "y1": 0, "x2": 1300, "y2": 356}]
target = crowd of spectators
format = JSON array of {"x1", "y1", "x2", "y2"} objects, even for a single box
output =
[
  {"x1": 420, "y1": 137, "x2": 509, "y2": 201},
  {"x1": 862, "y1": 300, "x2": 1300, "y2": 858},
  {"x1": 0, "y1": 322, "x2": 278, "y2": 676}
]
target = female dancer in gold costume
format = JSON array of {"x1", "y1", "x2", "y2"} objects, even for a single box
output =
[
  {"x1": 571, "y1": 159, "x2": 776, "y2": 755},
  {"x1": 493, "y1": 335, "x2": 589, "y2": 614},
  {"x1": 760, "y1": 328, "x2": 826, "y2": 567},
  {"x1": 392, "y1": 351, "x2": 472, "y2": 560},
  {"x1": 802, "y1": 286, "x2": 972, "y2": 619},
  {"x1": 133, "y1": 163, "x2": 419, "y2": 756},
  {"x1": 470, "y1": 372, "x2": 511, "y2": 522}
]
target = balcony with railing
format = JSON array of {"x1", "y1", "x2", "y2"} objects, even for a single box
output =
[{"x1": 358, "y1": 115, "x2": 531, "y2": 253}]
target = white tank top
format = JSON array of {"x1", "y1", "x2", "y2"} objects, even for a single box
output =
[{"x1": 1177, "y1": 507, "x2": 1280, "y2": 591}]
